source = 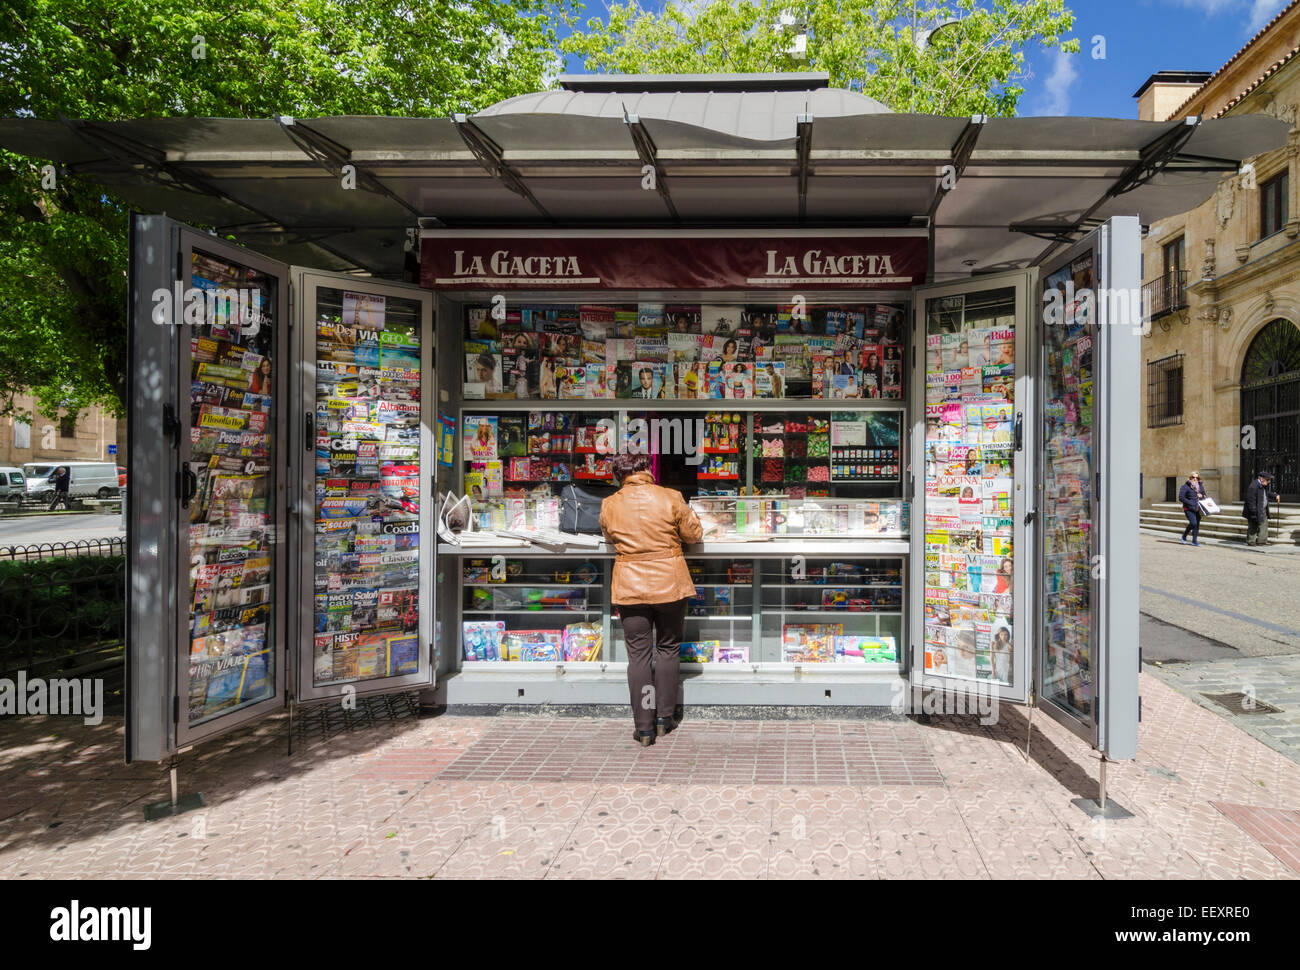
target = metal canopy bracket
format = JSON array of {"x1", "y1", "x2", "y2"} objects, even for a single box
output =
[
  {"x1": 624, "y1": 109, "x2": 679, "y2": 222},
  {"x1": 1108, "y1": 116, "x2": 1202, "y2": 198},
  {"x1": 59, "y1": 116, "x2": 224, "y2": 199},
  {"x1": 275, "y1": 116, "x2": 431, "y2": 225},
  {"x1": 794, "y1": 112, "x2": 813, "y2": 221},
  {"x1": 928, "y1": 113, "x2": 985, "y2": 220},
  {"x1": 452, "y1": 113, "x2": 552, "y2": 222},
  {"x1": 60, "y1": 116, "x2": 370, "y2": 271}
]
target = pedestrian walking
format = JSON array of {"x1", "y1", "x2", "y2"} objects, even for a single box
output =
[
  {"x1": 598, "y1": 452, "x2": 704, "y2": 747},
  {"x1": 1179, "y1": 471, "x2": 1206, "y2": 545},
  {"x1": 1243, "y1": 471, "x2": 1280, "y2": 546},
  {"x1": 48, "y1": 466, "x2": 71, "y2": 511}
]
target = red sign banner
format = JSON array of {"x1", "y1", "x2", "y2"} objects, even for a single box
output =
[{"x1": 420, "y1": 233, "x2": 928, "y2": 291}]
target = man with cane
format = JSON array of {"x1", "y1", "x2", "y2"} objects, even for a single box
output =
[{"x1": 1243, "y1": 470, "x2": 1280, "y2": 546}]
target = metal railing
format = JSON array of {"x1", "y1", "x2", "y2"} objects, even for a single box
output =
[
  {"x1": 0, "y1": 550, "x2": 125, "y2": 678},
  {"x1": 0, "y1": 537, "x2": 126, "y2": 562},
  {"x1": 1143, "y1": 270, "x2": 1189, "y2": 320}
]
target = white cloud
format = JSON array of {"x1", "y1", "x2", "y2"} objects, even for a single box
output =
[
  {"x1": 1037, "y1": 48, "x2": 1080, "y2": 116},
  {"x1": 1165, "y1": 0, "x2": 1287, "y2": 32},
  {"x1": 1246, "y1": 0, "x2": 1288, "y2": 31}
]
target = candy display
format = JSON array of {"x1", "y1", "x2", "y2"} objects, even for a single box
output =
[
  {"x1": 185, "y1": 249, "x2": 277, "y2": 724},
  {"x1": 466, "y1": 303, "x2": 904, "y2": 401},
  {"x1": 312, "y1": 288, "x2": 423, "y2": 687},
  {"x1": 922, "y1": 288, "x2": 1016, "y2": 684}
]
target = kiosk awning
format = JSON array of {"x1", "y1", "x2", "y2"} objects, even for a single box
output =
[{"x1": 0, "y1": 81, "x2": 1287, "y2": 281}]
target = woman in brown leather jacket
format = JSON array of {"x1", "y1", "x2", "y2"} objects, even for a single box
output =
[{"x1": 599, "y1": 453, "x2": 704, "y2": 746}]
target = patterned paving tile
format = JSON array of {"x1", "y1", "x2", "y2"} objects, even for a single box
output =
[{"x1": 1211, "y1": 802, "x2": 1300, "y2": 874}]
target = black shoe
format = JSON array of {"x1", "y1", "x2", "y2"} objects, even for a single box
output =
[
  {"x1": 633, "y1": 729, "x2": 655, "y2": 747},
  {"x1": 673, "y1": 704, "x2": 684, "y2": 724},
  {"x1": 655, "y1": 716, "x2": 676, "y2": 737}
]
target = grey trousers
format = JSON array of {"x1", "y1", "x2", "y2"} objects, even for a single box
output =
[{"x1": 619, "y1": 598, "x2": 688, "y2": 732}]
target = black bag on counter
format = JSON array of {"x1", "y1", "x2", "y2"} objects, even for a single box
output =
[{"x1": 559, "y1": 482, "x2": 617, "y2": 534}]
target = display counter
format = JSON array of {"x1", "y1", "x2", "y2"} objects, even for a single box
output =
[{"x1": 437, "y1": 537, "x2": 909, "y2": 707}]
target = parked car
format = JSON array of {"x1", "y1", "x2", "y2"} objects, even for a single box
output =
[
  {"x1": 0, "y1": 466, "x2": 25, "y2": 500},
  {"x1": 22, "y1": 460, "x2": 121, "y2": 501},
  {"x1": 118, "y1": 465, "x2": 127, "y2": 488}
]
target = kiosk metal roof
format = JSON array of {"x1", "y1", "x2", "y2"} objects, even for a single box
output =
[{"x1": 0, "y1": 75, "x2": 1288, "y2": 280}]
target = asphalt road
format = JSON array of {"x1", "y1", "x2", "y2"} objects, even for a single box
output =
[
  {"x1": 0, "y1": 511, "x2": 123, "y2": 548},
  {"x1": 1138, "y1": 532, "x2": 1300, "y2": 658}
]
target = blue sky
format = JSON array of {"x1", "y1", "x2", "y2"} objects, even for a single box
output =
[
  {"x1": 560, "y1": 0, "x2": 1293, "y2": 119},
  {"x1": 1022, "y1": 0, "x2": 1292, "y2": 117}
]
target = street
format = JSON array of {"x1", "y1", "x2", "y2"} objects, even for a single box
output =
[{"x1": 0, "y1": 512, "x2": 122, "y2": 549}]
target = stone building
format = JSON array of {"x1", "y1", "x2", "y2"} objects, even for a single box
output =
[
  {"x1": 1137, "y1": 1, "x2": 1300, "y2": 504},
  {"x1": 0, "y1": 393, "x2": 119, "y2": 468}
]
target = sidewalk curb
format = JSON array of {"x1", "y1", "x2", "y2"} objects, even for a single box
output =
[{"x1": 1140, "y1": 528, "x2": 1300, "y2": 555}]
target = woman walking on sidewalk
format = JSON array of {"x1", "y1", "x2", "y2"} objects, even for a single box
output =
[
  {"x1": 1179, "y1": 472, "x2": 1207, "y2": 545},
  {"x1": 599, "y1": 452, "x2": 704, "y2": 747}
]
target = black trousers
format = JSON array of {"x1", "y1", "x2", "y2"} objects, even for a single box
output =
[
  {"x1": 48, "y1": 489, "x2": 69, "y2": 511},
  {"x1": 1182, "y1": 508, "x2": 1200, "y2": 542},
  {"x1": 619, "y1": 598, "x2": 687, "y2": 733},
  {"x1": 1246, "y1": 515, "x2": 1267, "y2": 544}
]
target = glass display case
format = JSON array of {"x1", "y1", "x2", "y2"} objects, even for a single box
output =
[
  {"x1": 460, "y1": 556, "x2": 609, "y2": 662},
  {"x1": 758, "y1": 558, "x2": 904, "y2": 664},
  {"x1": 921, "y1": 285, "x2": 1018, "y2": 688},
  {"x1": 310, "y1": 287, "x2": 426, "y2": 689},
  {"x1": 691, "y1": 497, "x2": 907, "y2": 539},
  {"x1": 185, "y1": 247, "x2": 278, "y2": 726}
]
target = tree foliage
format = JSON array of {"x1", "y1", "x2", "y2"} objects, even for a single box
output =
[
  {"x1": 0, "y1": 0, "x2": 575, "y2": 419},
  {"x1": 563, "y1": 0, "x2": 1078, "y2": 116}
]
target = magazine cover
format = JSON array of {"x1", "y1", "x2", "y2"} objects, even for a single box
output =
[
  {"x1": 463, "y1": 415, "x2": 498, "y2": 461},
  {"x1": 584, "y1": 363, "x2": 611, "y2": 398},
  {"x1": 701, "y1": 305, "x2": 744, "y2": 337},
  {"x1": 754, "y1": 361, "x2": 785, "y2": 398},
  {"x1": 722, "y1": 362, "x2": 753, "y2": 399},
  {"x1": 665, "y1": 304, "x2": 702, "y2": 333}
]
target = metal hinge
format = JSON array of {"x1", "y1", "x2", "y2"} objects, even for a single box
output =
[{"x1": 287, "y1": 281, "x2": 294, "y2": 327}]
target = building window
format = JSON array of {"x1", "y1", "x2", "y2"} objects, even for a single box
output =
[
  {"x1": 1163, "y1": 236, "x2": 1184, "y2": 277},
  {"x1": 1147, "y1": 354, "x2": 1184, "y2": 427},
  {"x1": 1260, "y1": 171, "x2": 1289, "y2": 239},
  {"x1": 59, "y1": 412, "x2": 77, "y2": 439},
  {"x1": 13, "y1": 419, "x2": 30, "y2": 450}
]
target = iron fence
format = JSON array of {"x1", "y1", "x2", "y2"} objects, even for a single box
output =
[
  {"x1": 0, "y1": 551, "x2": 126, "y2": 681},
  {"x1": 0, "y1": 537, "x2": 126, "y2": 562}
]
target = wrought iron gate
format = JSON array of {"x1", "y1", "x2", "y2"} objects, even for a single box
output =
[{"x1": 1240, "y1": 319, "x2": 1300, "y2": 502}]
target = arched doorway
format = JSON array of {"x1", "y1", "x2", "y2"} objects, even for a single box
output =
[{"x1": 1240, "y1": 318, "x2": 1300, "y2": 501}]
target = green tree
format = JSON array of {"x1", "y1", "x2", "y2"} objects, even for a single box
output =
[
  {"x1": 0, "y1": 0, "x2": 575, "y2": 419},
  {"x1": 563, "y1": 0, "x2": 1077, "y2": 116}
]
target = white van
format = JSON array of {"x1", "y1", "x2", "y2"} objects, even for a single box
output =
[
  {"x1": 0, "y1": 466, "x2": 24, "y2": 500},
  {"x1": 23, "y1": 461, "x2": 121, "y2": 501}
]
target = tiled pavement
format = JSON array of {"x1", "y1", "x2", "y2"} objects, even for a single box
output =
[
  {"x1": 1, "y1": 672, "x2": 1298, "y2": 879},
  {"x1": 1146, "y1": 654, "x2": 1300, "y2": 766}
]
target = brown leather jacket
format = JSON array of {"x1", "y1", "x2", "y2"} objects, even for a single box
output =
[{"x1": 599, "y1": 471, "x2": 704, "y2": 605}]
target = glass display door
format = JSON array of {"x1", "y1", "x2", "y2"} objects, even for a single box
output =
[
  {"x1": 294, "y1": 272, "x2": 436, "y2": 702},
  {"x1": 910, "y1": 271, "x2": 1033, "y2": 704}
]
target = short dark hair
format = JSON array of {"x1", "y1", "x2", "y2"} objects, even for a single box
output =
[{"x1": 612, "y1": 453, "x2": 652, "y2": 481}]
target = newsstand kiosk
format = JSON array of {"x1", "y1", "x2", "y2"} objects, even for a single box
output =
[{"x1": 127, "y1": 211, "x2": 1141, "y2": 805}]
